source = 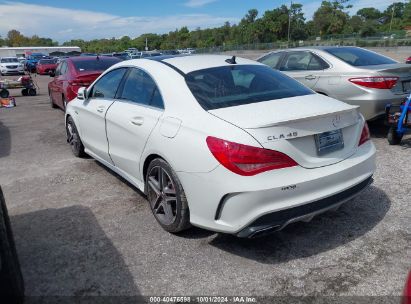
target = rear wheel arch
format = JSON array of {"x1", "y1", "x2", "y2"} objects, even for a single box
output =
[{"x1": 143, "y1": 154, "x2": 165, "y2": 188}]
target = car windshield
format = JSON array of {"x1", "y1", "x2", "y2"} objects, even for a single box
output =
[
  {"x1": 325, "y1": 47, "x2": 396, "y2": 66},
  {"x1": 72, "y1": 58, "x2": 120, "y2": 72},
  {"x1": 39, "y1": 59, "x2": 57, "y2": 64},
  {"x1": 1, "y1": 58, "x2": 18, "y2": 63},
  {"x1": 186, "y1": 65, "x2": 314, "y2": 110}
]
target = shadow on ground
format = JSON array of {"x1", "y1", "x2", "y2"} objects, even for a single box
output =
[
  {"x1": 0, "y1": 120, "x2": 11, "y2": 158},
  {"x1": 11, "y1": 206, "x2": 140, "y2": 297},
  {"x1": 208, "y1": 186, "x2": 390, "y2": 264}
]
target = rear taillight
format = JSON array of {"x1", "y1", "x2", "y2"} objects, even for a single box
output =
[
  {"x1": 206, "y1": 136, "x2": 298, "y2": 176},
  {"x1": 349, "y1": 77, "x2": 399, "y2": 89},
  {"x1": 358, "y1": 122, "x2": 370, "y2": 146},
  {"x1": 69, "y1": 80, "x2": 91, "y2": 87}
]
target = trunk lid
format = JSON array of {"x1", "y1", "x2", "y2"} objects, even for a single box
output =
[{"x1": 209, "y1": 94, "x2": 362, "y2": 169}]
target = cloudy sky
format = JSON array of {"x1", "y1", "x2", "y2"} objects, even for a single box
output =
[{"x1": 0, "y1": 0, "x2": 397, "y2": 43}]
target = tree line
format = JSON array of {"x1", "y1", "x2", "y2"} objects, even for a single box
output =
[{"x1": 2, "y1": 0, "x2": 411, "y2": 53}]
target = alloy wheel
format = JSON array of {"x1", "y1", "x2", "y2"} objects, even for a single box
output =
[{"x1": 147, "y1": 166, "x2": 177, "y2": 226}]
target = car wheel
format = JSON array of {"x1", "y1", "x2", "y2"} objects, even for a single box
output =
[
  {"x1": 66, "y1": 116, "x2": 86, "y2": 157},
  {"x1": 387, "y1": 127, "x2": 403, "y2": 145},
  {"x1": 49, "y1": 91, "x2": 57, "y2": 108},
  {"x1": 28, "y1": 89, "x2": 36, "y2": 96},
  {"x1": 0, "y1": 187, "x2": 25, "y2": 303},
  {"x1": 0, "y1": 89, "x2": 9, "y2": 98},
  {"x1": 146, "y1": 158, "x2": 191, "y2": 233}
]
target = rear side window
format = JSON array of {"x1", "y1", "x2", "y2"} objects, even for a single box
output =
[
  {"x1": 72, "y1": 58, "x2": 120, "y2": 72},
  {"x1": 281, "y1": 52, "x2": 329, "y2": 71},
  {"x1": 119, "y1": 68, "x2": 164, "y2": 108},
  {"x1": 258, "y1": 52, "x2": 283, "y2": 69},
  {"x1": 91, "y1": 68, "x2": 126, "y2": 99},
  {"x1": 185, "y1": 65, "x2": 313, "y2": 110},
  {"x1": 325, "y1": 47, "x2": 396, "y2": 66}
]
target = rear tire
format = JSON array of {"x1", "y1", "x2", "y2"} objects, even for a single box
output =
[
  {"x1": 66, "y1": 116, "x2": 86, "y2": 157},
  {"x1": 49, "y1": 91, "x2": 57, "y2": 108},
  {"x1": 387, "y1": 127, "x2": 403, "y2": 145},
  {"x1": 28, "y1": 89, "x2": 36, "y2": 96},
  {"x1": 145, "y1": 159, "x2": 191, "y2": 233},
  {"x1": 0, "y1": 187, "x2": 25, "y2": 303}
]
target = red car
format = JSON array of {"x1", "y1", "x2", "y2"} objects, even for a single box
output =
[
  {"x1": 48, "y1": 56, "x2": 120, "y2": 110},
  {"x1": 406, "y1": 56, "x2": 411, "y2": 64},
  {"x1": 36, "y1": 58, "x2": 58, "y2": 75}
]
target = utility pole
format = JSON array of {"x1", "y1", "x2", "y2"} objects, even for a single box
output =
[
  {"x1": 389, "y1": 2, "x2": 395, "y2": 32},
  {"x1": 287, "y1": 1, "x2": 292, "y2": 48}
]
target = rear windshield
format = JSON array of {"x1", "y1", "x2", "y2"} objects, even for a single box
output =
[
  {"x1": 1, "y1": 58, "x2": 18, "y2": 63},
  {"x1": 73, "y1": 58, "x2": 120, "y2": 72},
  {"x1": 185, "y1": 65, "x2": 314, "y2": 110},
  {"x1": 39, "y1": 59, "x2": 56, "y2": 64},
  {"x1": 325, "y1": 47, "x2": 396, "y2": 66}
]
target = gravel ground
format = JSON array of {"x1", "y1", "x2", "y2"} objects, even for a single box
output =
[{"x1": 0, "y1": 73, "x2": 410, "y2": 300}]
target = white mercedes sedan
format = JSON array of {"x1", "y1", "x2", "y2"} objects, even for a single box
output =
[{"x1": 65, "y1": 55, "x2": 376, "y2": 238}]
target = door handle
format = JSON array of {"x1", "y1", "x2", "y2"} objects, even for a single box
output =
[
  {"x1": 130, "y1": 117, "x2": 144, "y2": 126},
  {"x1": 305, "y1": 75, "x2": 317, "y2": 80},
  {"x1": 96, "y1": 106, "x2": 105, "y2": 113}
]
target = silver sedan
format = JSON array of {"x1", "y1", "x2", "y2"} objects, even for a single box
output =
[{"x1": 257, "y1": 46, "x2": 411, "y2": 120}]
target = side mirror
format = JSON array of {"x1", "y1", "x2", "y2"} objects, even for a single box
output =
[
  {"x1": 77, "y1": 87, "x2": 87, "y2": 100},
  {"x1": 49, "y1": 70, "x2": 55, "y2": 77}
]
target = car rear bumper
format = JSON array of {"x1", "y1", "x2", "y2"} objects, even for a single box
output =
[
  {"x1": 236, "y1": 176, "x2": 373, "y2": 238},
  {"x1": 341, "y1": 95, "x2": 406, "y2": 121},
  {"x1": 177, "y1": 141, "x2": 376, "y2": 234}
]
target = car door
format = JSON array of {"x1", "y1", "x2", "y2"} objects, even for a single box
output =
[
  {"x1": 50, "y1": 63, "x2": 62, "y2": 104},
  {"x1": 76, "y1": 67, "x2": 127, "y2": 164},
  {"x1": 279, "y1": 51, "x2": 329, "y2": 88},
  {"x1": 106, "y1": 67, "x2": 164, "y2": 182},
  {"x1": 53, "y1": 61, "x2": 68, "y2": 108}
]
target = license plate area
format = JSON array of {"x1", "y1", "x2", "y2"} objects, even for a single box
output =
[
  {"x1": 402, "y1": 80, "x2": 411, "y2": 93},
  {"x1": 315, "y1": 129, "x2": 344, "y2": 156}
]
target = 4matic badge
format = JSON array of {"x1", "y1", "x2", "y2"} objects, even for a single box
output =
[{"x1": 267, "y1": 131, "x2": 298, "y2": 141}]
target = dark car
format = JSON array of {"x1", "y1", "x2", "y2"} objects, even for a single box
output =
[
  {"x1": 36, "y1": 58, "x2": 58, "y2": 75},
  {"x1": 48, "y1": 56, "x2": 120, "y2": 110},
  {"x1": 112, "y1": 52, "x2": 131, "y2": 61},
  {"x1": 0, "y1": 186, "x2": 24, "y2": 303}
]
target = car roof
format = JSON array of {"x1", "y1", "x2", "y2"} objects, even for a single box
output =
[
  {"x1": 146, "y1": 54, "x2": 263, "y2": 74},
  {"x1": 67, "y1": 56, "x2": 120, "y2": 62}
]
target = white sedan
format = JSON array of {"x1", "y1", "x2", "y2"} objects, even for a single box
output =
[{"x1": 65, "y1": 55, "x2": 376, "y2": 238}]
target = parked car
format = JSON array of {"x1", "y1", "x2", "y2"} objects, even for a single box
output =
[
  {"x1": 65, "y1": 55, "x2": 375, "y2": 237},
  {"x1": 0, "y1": 57, "x2": 24, "y2": 76},
  {"x1": 48, "y1": 56, "x2": 120, "y2": 110},
  {"x1": 257, "y1": 46, "x2": 411, "y2": 120},
  {"x1": 0, "y1": 186, "x2": 24, "y2": 303},
  {"x1": 112, "y1": 52, "x2": 131, "y2": 61},
  {"x1": 25, "y1": 53, "x2": 48, "y2": 73},
  {"x1": 406, "y1": 56, "x2": 411, "y2": 64},
  {"x1": 36, "y1": 58, "x2": 58, "y2": 75},
  {"x1": 130, "y1": 51, "x2": 162, "y2": 59}
]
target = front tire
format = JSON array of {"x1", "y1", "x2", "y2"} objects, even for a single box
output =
[
  {"x1": 49, "y1": 91, "x2": 57, "y2": 108},
  {"x1": 146, "y1": 159, "x2": 191, "y2": 233},
  {"x1": 66, "y1": 116, "x2": 86, "y2": 157},
  {"x1": 387, "y1": 127, "x2": 403, "y2": 145},
  {"x1": 0, "y1": 187, "x2": 25, "y2": 303}
]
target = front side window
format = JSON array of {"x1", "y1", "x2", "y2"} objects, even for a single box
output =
[
  {"x1": 325, "y1": 47, "x2": 396, "y2": 66},
  {"x1": 258, "y1": 52, "x2": 283, "y2": 69},
  {"x1": 119, "y1": 68, "x2": 164, "y2": 108},
  {"x1": 91, "y1": 68, "x2": 126, "y2": 99},
  {"x1": 186, "y1": 65, "x2": 313, "y2": 110}
]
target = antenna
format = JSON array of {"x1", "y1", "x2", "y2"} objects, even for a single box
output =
[{"x1": 225, "y1": 56, "x2": 237, "y2": 64}]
